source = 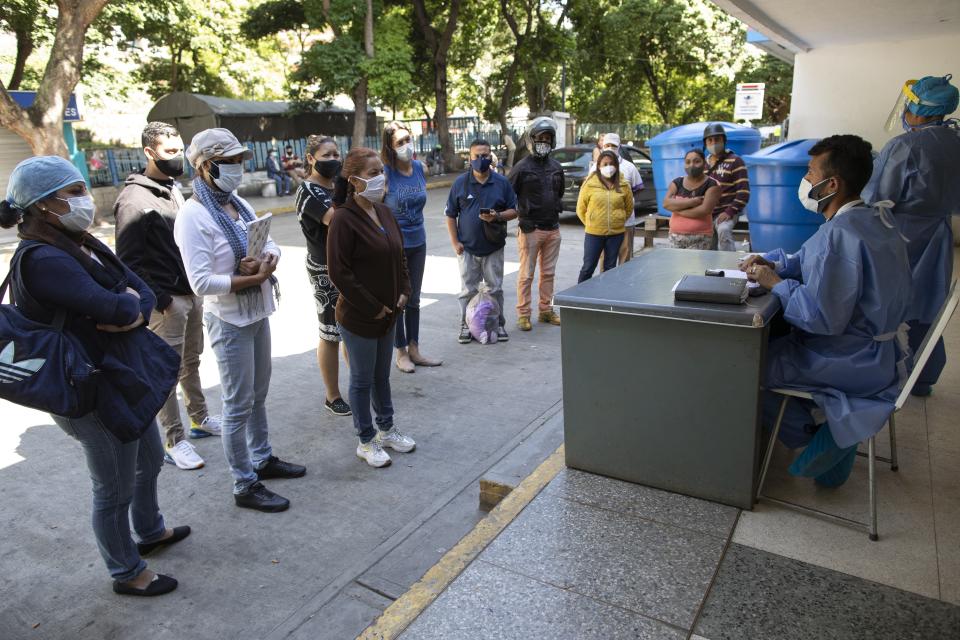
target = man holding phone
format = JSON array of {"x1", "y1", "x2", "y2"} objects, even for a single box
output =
[{"x1": 445, "y1": 139, "x2": 518, "y2": 343}]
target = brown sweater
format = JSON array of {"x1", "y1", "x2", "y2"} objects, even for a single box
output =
[{"x1": 327, "y1": 196, "x2": 411, "y2": 338}]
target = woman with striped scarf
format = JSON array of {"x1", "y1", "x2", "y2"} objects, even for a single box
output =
[{"x1": 174, "y1": 128, "x2": 305, "y2": 513}]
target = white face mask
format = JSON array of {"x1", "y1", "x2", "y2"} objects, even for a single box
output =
[
  {"x1": 708, "y1": 142, "x2": 725, "y2": 156},
  {"x1": 54, "y1": 195, "x2": 96, "y2": 232},
  {"x1": 212, "y1": 162, "x2": 244, "y2": 193},
  {"x1": 797, "y1": 177, "x2": 837, "y2": 214},
  {"x1": 599, "y1": 165, "x2": 617, "y2": 178},
  {"x1": 355, "y1": 174, "x2": 385, "y2": 202},
  {"x1": 395, "y1": 143, "x2": 413, "y2": 162}
]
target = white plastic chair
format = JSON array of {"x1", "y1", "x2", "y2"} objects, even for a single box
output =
[{"x1": 756, "y1": 280, "x2": 959, "y2": 541}]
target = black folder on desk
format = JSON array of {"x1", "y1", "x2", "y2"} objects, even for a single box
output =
[{"x1": 674, "y1": 274, "x2": 749, "y2": 305}]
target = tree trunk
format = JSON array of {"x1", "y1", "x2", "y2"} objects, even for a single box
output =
[
  {"x1": 352, "y1": 79, "x2": 368, "y2": 149},
  {"x1": 411, "y1": 0, "x2": 462, "y2": 172},
  {"x1": 0, "y1": 0, "x2": 111, "y2": 157},
  {"x1": 9, "y1": 30, "x2": 34, "y2": 90}
]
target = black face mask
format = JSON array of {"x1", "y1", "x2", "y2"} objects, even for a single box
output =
[
  {"x1": 314, "y1": 159, "x2": 341, "y2": 179},
  {"x1": 155, "y1": 154, "x2": 185, "y2": 178}
]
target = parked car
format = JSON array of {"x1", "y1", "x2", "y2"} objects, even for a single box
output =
[{"x1": 553, "y1": 144, "x2": 657, "y2": 216}]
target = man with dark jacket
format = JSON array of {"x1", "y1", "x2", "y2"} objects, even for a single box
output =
[
  {"x1": 114, "y1": 122, "x2": 220, "y2": 471},
  {"x1": 508, "y1": 116, "x2": 565, "y2": 331}
]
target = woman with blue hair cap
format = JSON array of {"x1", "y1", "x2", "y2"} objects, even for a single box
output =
[
  {"x1": 1, "y1": 156, "x2": 187, "y2": 596},
  {"x1": 863, "y1": 74, "x2": 960, "y2": 396}
]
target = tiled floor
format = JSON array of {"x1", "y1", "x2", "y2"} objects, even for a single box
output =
[{"x1": 401, "y1": 469, "x2": 960, "y2": 639}]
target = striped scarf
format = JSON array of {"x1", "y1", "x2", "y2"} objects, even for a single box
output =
[{"x1": 192, "y1": 177, "x2": 279, "y2": 319}]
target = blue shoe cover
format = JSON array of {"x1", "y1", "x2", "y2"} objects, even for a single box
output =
[
  {"x1": 813, "y1": 446, "x2": 858, "y2": 488},
  {"x1": 789, "y1": 425, "x2": 854, "y2": 478}
]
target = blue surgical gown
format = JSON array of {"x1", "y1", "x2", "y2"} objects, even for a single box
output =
[
  {"x1": 763, "y1": 205, "x2": 912, "y2": 449},
  {"x1": 862, "y1": 125, "x2": 960, "y2": 324}
]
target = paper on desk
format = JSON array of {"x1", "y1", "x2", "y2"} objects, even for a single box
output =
[{"x1": 716, "y1": 268, "x2": 761, "y2": 288}]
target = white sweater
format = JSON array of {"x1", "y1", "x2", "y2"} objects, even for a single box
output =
[{"x1": 174, "y1": 197, "x2": 280, "y2": 326}]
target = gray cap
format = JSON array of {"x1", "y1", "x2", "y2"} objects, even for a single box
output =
[{"x1": 186, "y1": 128, "x2": 253, "y2": 168}]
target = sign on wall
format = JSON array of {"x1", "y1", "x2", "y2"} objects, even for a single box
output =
[
  {"x1": 7, "y1": 91, "x2": 82, "y2": 121},
  {"x1": 734, "y1": 83, "x2": 765, "y2": 121}
]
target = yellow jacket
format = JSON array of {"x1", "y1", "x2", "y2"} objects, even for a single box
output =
[{"x1": 576, "y1": 173, "x2": 634, "y2": 236}]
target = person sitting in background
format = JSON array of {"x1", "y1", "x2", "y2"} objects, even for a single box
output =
[
  {"x1": 175, "y1": 128, "x2": 305, "y2": 512},
  {"x1": 2, "y1": 156, "x2": 187, "y2": 596},
  {"x1": 283, "y1": 145, "x2": 305, "y2": 188},
  {"x1": 742, "y1": 135, "x2": 912, "y2": 488},
  {"x1": 704, "y1": 123, "x2": 750, "y2": 251},
  {"x1": 576, "y1": 150, "x2": 632, "y2": 282},
  {"x1": 663, "y1": 149, "x2": 721, "y2": 250},
  {"x1": 266, "y1": 149, "x2": 291, "y2": 196}
]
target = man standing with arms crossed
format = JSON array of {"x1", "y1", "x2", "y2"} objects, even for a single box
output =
[
  {"x1": 114, "y1": 122, "x2": 221, "y2": 471},
  {"x1": 509, "y1": 116, "x2": 565, "y2": 331}
]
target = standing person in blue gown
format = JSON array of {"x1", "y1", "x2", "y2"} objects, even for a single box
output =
[{"x1": 862, "y1": 74, "x2": 960, "y2": 397}]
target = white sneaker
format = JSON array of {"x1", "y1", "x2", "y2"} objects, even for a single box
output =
[
  {"x1": 356, "y1": 439, "x2": 392, "y2": 468},
  {"x1": 189, "y1": 415, "x2": 222, "y2": 438},
  {"x1": 165, "y1": 440, "x2": 205, "y2": 470},
  {"x1": 378, "y1": 427, "x2": 416, "y2": 453}
]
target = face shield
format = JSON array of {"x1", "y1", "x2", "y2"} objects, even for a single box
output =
[{"x1": 884, "y1": 79, "x2": 942, "y2": 132}]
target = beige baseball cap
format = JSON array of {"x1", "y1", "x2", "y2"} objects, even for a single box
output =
[{"x1": 186, "y1": 128, "x2": 254, "y2": 168}]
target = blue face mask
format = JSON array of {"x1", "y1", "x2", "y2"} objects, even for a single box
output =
[{"x1": 471, "y1": 156, "x2": 492, "y2": 173}]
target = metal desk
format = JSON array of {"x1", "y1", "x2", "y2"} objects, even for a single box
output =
[{"x1": 554, "y1": 249, "x2": 781, "y2": 508}]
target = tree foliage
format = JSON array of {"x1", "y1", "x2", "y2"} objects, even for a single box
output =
[{"x1": 569, "y1": 0, "x2": 746, "y2": 124}]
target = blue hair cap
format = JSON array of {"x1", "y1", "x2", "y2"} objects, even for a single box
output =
[
  {"x1": 4, "y1": 155, "x2": 85, "y2": 211},
  {"x1": 909, "y1": 74, "x2": 959, "y2": 116}
]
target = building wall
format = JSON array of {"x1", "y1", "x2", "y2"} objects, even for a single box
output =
[{"x1": 788, "y1": 32, "x2": 960, "y2": 149}]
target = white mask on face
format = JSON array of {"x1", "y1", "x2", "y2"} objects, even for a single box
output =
[
  {"x1": 395, "y1": 143, "x2": 413, "y2": 162},
  {"x1": 599, "y1": 165, "x2": 617, "y2": 178},
  {"x1": 212, "y1": 162, "x2": 244, "y2": 193},
  {"x1": 797, "y1": 177, "x2": 837, "y2": 214},
  {"x1": 54, "y1": 195, "x2": 96, "y2": 232},
  {"x1": 355, "y1": 174, "x2": 385, "y2": 202}
]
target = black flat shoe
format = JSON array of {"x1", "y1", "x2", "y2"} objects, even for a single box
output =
[
  {"x1": 235, "y1": 482, "x2": 290, "y2": 512},
  {"x1": 256, "y1": 455, "x2": 306, "y2": 480},
  {"x1": 113, "y1": 573, "x2": 178, "y2": 597},
  {"x1": 137, "y1": 526, "x2": 191, "y2": 557}
]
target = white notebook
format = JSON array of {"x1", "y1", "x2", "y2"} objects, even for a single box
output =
[{"x1": 245, "y1": 212, "x2": 272, "y2": 258}]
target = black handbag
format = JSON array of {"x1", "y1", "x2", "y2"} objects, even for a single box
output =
[{"x1": 483, "y1": 217, "x2": 508, "y2": 245}]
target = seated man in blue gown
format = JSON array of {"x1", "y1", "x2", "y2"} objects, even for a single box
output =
[{"x1": 741, "y1": 135, "x2": 913, "y2": 488}]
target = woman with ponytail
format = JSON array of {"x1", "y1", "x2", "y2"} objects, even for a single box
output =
[
  {"x1": 174, "y1": 128, "x2": 305, "y2": 513},
  {"x1": 2, "y1": 156, "x2": 185, "y2": 596},
  {"x1": 295, "y1": 135, "x2": 350, "y2": 417},
  {"x1": 327, "y1": 147, "x2": 415, "y2": 468}
]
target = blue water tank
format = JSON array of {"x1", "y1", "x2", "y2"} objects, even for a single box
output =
[
  {"x1": 743, "y1": 138, "x2": 821, "y2": 253},
  {"x1": 647, "y1": 122, "x2": 761, "y2": 217}
]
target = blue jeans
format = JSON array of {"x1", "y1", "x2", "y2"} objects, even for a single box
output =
[
  {"x1": 52, "y1": 413, "x2": 166, "y2": 582},
  {"x1": 579, "y1": 233, "x2": 624, "y2": 283},
  {"x1": 205, "y1": 314, "x2": 274, "y2": 494},
  {"x1": 396, "y1": 243, "x2": 426, "y2": 348},
  {"x1": 270, "y1": 172, "x2": 291, "y2": 195},
  {"x1": 339, "y1": 325, "x2": 395, "y2": 443}
]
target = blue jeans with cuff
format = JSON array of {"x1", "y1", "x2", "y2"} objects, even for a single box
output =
[
  {"x1": 52, "y1": 413, "x2": 166, "y2": 582},
  {"x1": 205, "y1": 314, "x2": 274, "y2": 494},
  {"x1": 340, "y1": 324, "x2": 395, "y2": 443}
]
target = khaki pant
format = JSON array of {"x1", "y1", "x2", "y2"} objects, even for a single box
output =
[
  {"x1": 516, "y1": 228, "x2": 562, "y2": 317},
  {"x1": 148, "y1": 294, "x2": 208, "y2": 448}
]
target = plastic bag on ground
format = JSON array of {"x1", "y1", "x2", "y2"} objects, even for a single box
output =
[{"x1": 466, "y1": 291, "x2": 500, "y2": 344}]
